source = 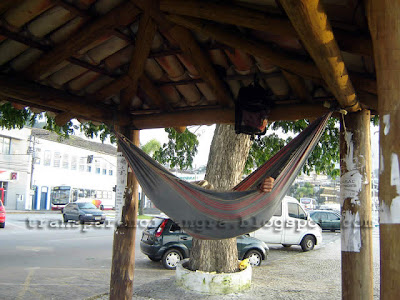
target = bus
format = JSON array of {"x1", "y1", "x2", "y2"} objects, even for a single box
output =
[
  {"x1": 50, "y1": 185, "x2": 115, "y2": 211},
  {"x1": 299, "y1": 197, "x2": 317, "y2": 211}
]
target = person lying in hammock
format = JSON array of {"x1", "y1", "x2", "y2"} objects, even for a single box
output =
[{"x1": 195, "y1": 177, "x2": 275, "y2": 193}]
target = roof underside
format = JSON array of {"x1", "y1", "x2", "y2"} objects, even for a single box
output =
[{"x1": 0, "y1": 0, "x2": 377, "y2": 130}]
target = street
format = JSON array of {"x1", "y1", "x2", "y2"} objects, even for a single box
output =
[{"x1": 0, "y1": 213, "x2": 377, "y2": 299}]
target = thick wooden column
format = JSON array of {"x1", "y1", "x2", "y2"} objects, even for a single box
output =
[
  {"x1": 109, "y1": 128, "x2": 140, "y2": 300},
  {"x1": 340, "y1": 109, "x2": 373, "y2": 300},
  {"x1": 366, "y1": 2, "x2": 400, "y2": 299}
]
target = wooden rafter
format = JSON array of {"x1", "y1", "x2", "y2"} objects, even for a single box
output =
[
  {"x1": 167, "y1": 15, "x2": 376, "y2": 96},
  {"x1": 121, "y1": 11, "x2": 157, "y2": 110},
  {"x1": 24, "y1": 2, "x2": 140, "y2": 80},
  {"x1": 159, "y1": 0, "x2": 373, "y2": 57},
  {"x1": 131, "y1": 104, "x2": 330, "y2": 129},
  {"x1": 0, "y1": 74, "x2": 129, "y2": 125},
  {"x1": 168, "y1": 25, "x2": 234, "y2": 107},
  {"x1": 280, "y1": 0, "x2": 360, "y2": 112},
  {"x1": 131, "y1": 0, "x2": 234, "y2": 107},
  {"x1": 282, "y1": 71, "x2": 312, "y2": 103}
]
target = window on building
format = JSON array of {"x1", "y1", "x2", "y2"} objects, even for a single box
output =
[
  {"x1": 79, "y1": 157, "x2": 85, "y2": 172},
  {"x1": 109, "y1": 170, "x2": 113, "y2": 176},
  {"x1": 102, "y1": 169, "x2": 107, "y2": 175},
  {"x1": 71, "y1": 156, "x2": 77, "y2": 171},
  {"x1": 0, "y1": 136, "x2": 11, "y2": 154},
  {"x1": 62, "y1": 154, "x2": 69, "y2": 169},
  {"x1": 44, "y1": 150, "x2": 51, "y2": 166},
  {"x1": 96, "y1": 167, "x2": 101, "y2": 174},
  {"x1": 34, "y1": 148, "x2": 41, "y2": 164},
  {"x1": 53, "y1": 152, "x2": 61, "y2": 168},
  {"x1": 87, "y1": 166, "x2": 92, "y2": 173}
]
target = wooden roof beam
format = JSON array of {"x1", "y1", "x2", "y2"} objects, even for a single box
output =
[
  {"x1": 0, "y1": 74, "x2": 130, "y2": 125},
  {"x1": 131, "y1": 104, "x2": 330, "y2": 129},
  {"x1": 159, "y1": 0, "x2": 373, "y2": 57},
  {"x1": 24, "y1": 2, "x2": 141, "y2": 80},
  {"x1": 280, "y1": 0, "x2": 361, "y2": 112},
  {"x1": 167, "y1": 15, "x2": 376, "y2": 97},
  {"x1": 131, "y1": 0, "x2": 234, "y2": 107},
  {"x1": 121, "y1": 11, "x2": 157, "y2": 110}
]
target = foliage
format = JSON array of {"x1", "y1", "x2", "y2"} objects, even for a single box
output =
[
  {"x1": 0, "y1": 102, "x2": 115, "y2": 143},
  {"x1": 153, "y1": 128, "x2": 198, "y2": 170},
  {"x1": 141, "y1": 139, "x2": 161, "y2": 155},
  {"x1": 0, "y1": 102, "x2": 34, "y2": 129},
  {"x1": 245, "y1": 118, "x2": 340, "y2": 178},
  {"x1": 291, "y1": 182, "x2": 315, "y2": 199}
]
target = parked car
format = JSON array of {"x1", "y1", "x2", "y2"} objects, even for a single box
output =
[
  {"x1": 0, "y1": 200, "x2": 5, "y2": 228},
  {"x1": 251, "y1": 196, "x2": 322, "y2": 251},
  {"x1": 63, "y1": 202, "x2": 106, "y2": 224},
  {"x1": 140, "y1": 217, "x2": 269, "y2": 270},
  {"x1": 309, "y1": 210, "x2": 341, "y2": 231}
]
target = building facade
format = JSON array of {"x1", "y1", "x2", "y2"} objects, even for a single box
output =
[{"x1": 0, "y1": 127, "x2": 117, "y2": 210}]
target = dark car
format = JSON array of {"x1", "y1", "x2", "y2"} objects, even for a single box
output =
[
  {"x1": 309, "y1": 210, "x2": 341, "y2": 231},
  {"x1": 63, "y1": 202, "x2": 106, "y2": 224},
  {"x1": 0, "y1": 200, "x2": 5, "y2": 228},
  {"x1": 140, "y1": 217, "x2": 269, "y2": 270}
]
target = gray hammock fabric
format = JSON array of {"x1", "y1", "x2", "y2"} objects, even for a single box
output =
[{"x1": 116, "y1": 112, "x2": 331, "y2": 239}]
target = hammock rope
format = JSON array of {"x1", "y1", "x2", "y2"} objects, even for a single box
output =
[{"x1": 115, "y1": 112, "x2": 332, "y2": 239}]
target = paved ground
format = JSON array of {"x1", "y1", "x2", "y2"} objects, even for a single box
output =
[{"x1": 0, "y1": 212, "x2": 380, "y2": 300}]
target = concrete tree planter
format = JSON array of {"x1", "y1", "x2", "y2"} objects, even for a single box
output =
[{"x1": 175, "y1": 259, "x2": 252, "y2": 294}]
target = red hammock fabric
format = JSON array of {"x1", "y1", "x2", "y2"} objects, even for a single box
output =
[{"x1": 116, "y1": 113, "x2": 331, "y2": 239}]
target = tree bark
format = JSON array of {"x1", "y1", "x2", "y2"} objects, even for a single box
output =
[{"x1": 189, "y1": 124, "x2": 252, "y2": 273}]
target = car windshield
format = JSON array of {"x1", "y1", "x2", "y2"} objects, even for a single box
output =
[
  {"x1": 147, "y1": 218, "x2": 165, "y2": 229},
  {"x1": 77, "y1": 203, "x2": 97, "y2": 209}
]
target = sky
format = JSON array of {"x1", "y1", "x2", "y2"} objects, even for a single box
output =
[
  {"x1": 139, "y1": 123, "x2": 380, "y2": 172},
  {"x1": 139, "y1": 125, "x2": 216, "y2": 168}
]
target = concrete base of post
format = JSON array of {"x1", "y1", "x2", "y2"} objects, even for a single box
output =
[{"x1": 175, "y1": 259, "x2": 252, "y2": 294}]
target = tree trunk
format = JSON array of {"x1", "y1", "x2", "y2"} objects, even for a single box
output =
[{"x1": 189, "y1": 124, "x2": 252, "y2": 273}]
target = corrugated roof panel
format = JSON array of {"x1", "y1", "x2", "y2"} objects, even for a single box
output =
[
  {"x1": 10, "y1": 48, "x2": 43, "y2": 72},
  {"x1": 84, "y1": 36, "x2": 129, "y2": 65},
  {"x1": 49, "y1": 17, "x2": 87, "y2": 45},
  {"x1": 104, "y1": 45, "x2": 134, "y2": 72},
  {"x1": 84, "y1": 75, "x2": 114, "y2": 94},
  {"x1": 3, "y1": 0, "x2": 54, "y2": 29},
  {"x1": 0, "y1": 40, "x2": 28, "y2": 66},
  {"x1": 47, "y1": 63, "x2": 87, "y2": 88},
  {"x1": 27, "y1": 6, "x2": 74, "y2": 38},
  {"x1": 68, "y1": 71, "x2": 101, "y2": 92}
]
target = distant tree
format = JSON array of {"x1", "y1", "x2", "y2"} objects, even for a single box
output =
[
  {"x1": 141, "y1": 139, "x2": 161, "y2": 156},
  {"x1": 292, "y1": 182, "x2": 315, "y2": 199}
]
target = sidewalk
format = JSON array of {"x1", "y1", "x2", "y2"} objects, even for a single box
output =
[
  {"x1": 6, "y1": 209, "x2": 60, "y2": 214},
  {"x1": 92, "y1": 237, "x2": 380, "y2": 300}
]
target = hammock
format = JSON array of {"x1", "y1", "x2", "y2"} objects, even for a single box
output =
[{"x1": 116, "y1": 112, "x2": 332, "y2": 239}]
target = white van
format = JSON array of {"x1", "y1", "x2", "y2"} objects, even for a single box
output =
[{"x1": 251, "y1": 196, "x2": 322, "y2": 251}]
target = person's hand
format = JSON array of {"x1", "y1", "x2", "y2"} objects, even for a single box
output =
[{"x1": 260, "y1": 177, "x2": 274, "y2": 193}]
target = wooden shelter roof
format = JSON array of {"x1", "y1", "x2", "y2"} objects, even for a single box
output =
[{"x1": 0, "y1": 0, "x2": 377, "y2": 130}]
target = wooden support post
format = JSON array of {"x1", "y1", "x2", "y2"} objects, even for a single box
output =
[
  {"x1": 340, "y1": 109, "x2": 373, "y2": 300},
  {"x1": 110, "y1": 128, "x2": 140, "y2": 300},
  {"x1": 280, "y1": 0, "x2": 361, "y2": 112},
  {"x1": 367, "y1": 2, "x2": 400, "y2": 299}
]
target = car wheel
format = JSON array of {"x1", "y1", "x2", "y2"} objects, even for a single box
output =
[
  {"x1": 63, "y1": 214, "x2": 68, "y2": 223},
  {"x1": 282, "y1": 244, "x2": 291, "y2": 248},
  {"x1": 0, "y1": 222, "x2": 4, "y2": 228},
  {"x1": 330, "y1": 229, "x2": 336, "y2": 232},
  {"x1": 244, "y1": 250, "x2": 263, "y2": 267},
  {"x1": 79, "y1": 215, "x2": 85, "y2": 225},
  {"x1": 148, "y1": 256, "x2": 160, "y2": 262},
  {"x1": 162, "y1": 249, "x2": 183, "y2": 270},
  {"x1": 301, "y1": 235, "x2": 315, "y2": 252}
]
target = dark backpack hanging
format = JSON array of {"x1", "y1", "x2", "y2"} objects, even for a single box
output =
[{"x1": 235, "y1": 79, "x2": 274, "y2": 138}]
